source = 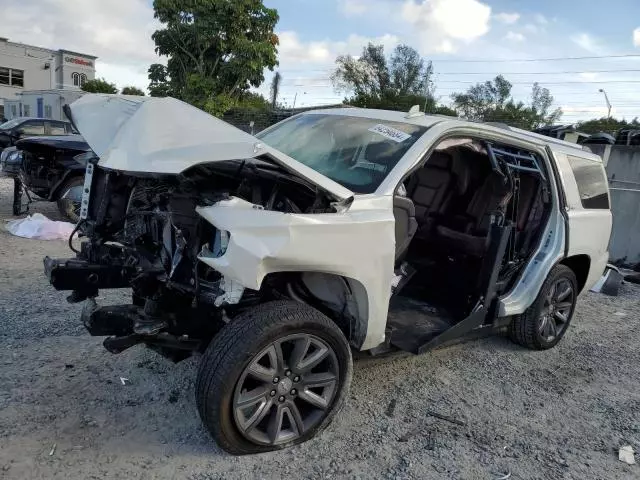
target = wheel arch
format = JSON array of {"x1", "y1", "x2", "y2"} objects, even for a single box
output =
[
  {"x1": 262, "y1": 271, "x2": 371, "y2": 349},
  {"x1": 559, "y1": 254, "x2": 591, "y2": 293},
  {"x1": 50, "y1": 170, "x2": 84, "y2": 200}
]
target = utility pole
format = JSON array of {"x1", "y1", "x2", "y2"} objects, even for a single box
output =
[
  {"x1": 599, "y1": 88, "x2": 612, "y2": 118},
  {"x1": 292, "y1": 92, "x2": 297, "y2": 110}
]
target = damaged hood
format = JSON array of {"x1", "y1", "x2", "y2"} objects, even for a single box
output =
[{"x1": 68, "y1": 94, "x2": 352, "y2": 200}]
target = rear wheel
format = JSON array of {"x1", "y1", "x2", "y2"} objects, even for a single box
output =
[
  {"x1": 195, "y1": 300, "x2": 352, "y2": 455},
  {"x1": 56, "y1": 176, "x2": 83, "y2": 223},
  {"x1": 510, "y1": 265, "x2": 578, "y2": 350}
]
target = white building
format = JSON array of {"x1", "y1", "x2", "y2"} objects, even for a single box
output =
[{"x1": 0, "y1": 37, "x2": 96, "y2": 119}]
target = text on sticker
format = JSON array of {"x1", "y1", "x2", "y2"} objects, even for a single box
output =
[{"x1": 368, "y1": 124, "x2": 411, "y2": 143}]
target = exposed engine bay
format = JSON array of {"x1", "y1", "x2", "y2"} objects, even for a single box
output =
[{"x1": 45, "y1": 158, "x2": 347, "y2": 360}]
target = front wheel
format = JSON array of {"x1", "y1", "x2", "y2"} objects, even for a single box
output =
[
  {"x1": 510, "y1": 264, "x2": 578, "y2": 350},
  {"x1": 195, "y1": 300, "x2": 353, "y2": 455}
]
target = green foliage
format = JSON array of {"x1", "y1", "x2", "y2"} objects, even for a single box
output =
[
  {"x1": 148, "y1": 0, "x2": 279, "y2": 115},
  {"x1": 148, "y1": 64, "x2": 172, "y2": 97},
  {"x1": 81, "y1": 78, "x2": 117, "y2": 94},
  {"x1": 451, "y1": 76, "x2": 562, "y2": 129},
  {"x1": 332, "y1": 43, "x2": 432, "y2": 101},
  {"x1": 577, "y1": 117, "x2": 640, "y2": 135},
  {"x1": 121, "y1": 86, "x2": 145, "y2": 96},
  {"x1": 332, "y1": 43, "x2": 451, "y2": 113}
]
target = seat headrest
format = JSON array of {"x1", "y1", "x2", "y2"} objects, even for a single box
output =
[{"x1": 427, "y1": 151, "x2": 452, "y2": 169}]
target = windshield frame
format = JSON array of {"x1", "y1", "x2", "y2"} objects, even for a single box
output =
[{"x1": 256, "y1": 112, "x2": 428, "y2": 195}]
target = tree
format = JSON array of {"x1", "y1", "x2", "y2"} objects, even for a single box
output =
[
  {"x1": 331, "y1": 43, "x2": 442, "y2": 113},
  {"x1": 451, "y1": 75, "x2": 562, "y2": 129},
  {"x1": 270, "y1": 72, "x2": 282, "y2": 109},
  {"x1": 148, "y1": 0, "x2": 279, "y2": 115},
  {"x1": 81, "y1": 78, "x2": 117, "y2": 94},
  {"x1": 121, "y1": 86, "x2": 145, "y2": 96},
  {"x1": 148, "y1": 64, "x2": 172, "y2": 97},
  {"x1": 577, "y1": 117, "x2": 640, "y2": 135}
]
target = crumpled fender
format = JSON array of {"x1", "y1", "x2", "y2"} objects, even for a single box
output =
[{"x1": 195, "y1": 195, "x2": 395, "y2": 350}]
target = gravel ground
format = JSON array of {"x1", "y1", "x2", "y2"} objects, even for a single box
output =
[{"x1": 0, "y1": 176, "x2": 639, "y2": 480}]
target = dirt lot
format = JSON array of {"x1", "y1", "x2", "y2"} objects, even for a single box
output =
[{"x1": 0, "y1": 177, "x2": 639, "y2": 480}]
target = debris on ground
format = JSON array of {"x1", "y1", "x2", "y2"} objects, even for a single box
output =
[
  {"x1": 385, "y1": 398, "x2": 397, "y2": 417},
  {"x1": 494, "y1": 472, "x2": 511, "y2": 480},
  {"x1": 48, "y1": 444, "x2": 56, "y2": 457},
  {"x1": 590, "y1": 265, "x2": 623, "y2": 296},
  {"x1": 619, "y1": 445, "x2": 635, "y2": 465},
  {"x1": 624, "y1": 272, "x2": 640, "y2": 285},
  {"x1": 5, "y1": 213, "x2": 75, "y2": 240},
  {"x1": 120, "y1": 377, "x2": 131, "y2": 386},
  {"x1": 425, "y1": 409, "x2": 466, "y2": 426}
]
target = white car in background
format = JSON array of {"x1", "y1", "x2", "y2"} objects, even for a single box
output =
[{"x1": 44, "y1": 95, "x2": 611, "y2": 454}]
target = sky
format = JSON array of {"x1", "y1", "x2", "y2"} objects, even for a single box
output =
[{"x1": 3, "y1": 0, "x2": 640, "y2": 122}]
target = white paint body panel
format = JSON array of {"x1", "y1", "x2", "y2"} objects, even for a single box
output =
[
  {"x1": 552, "y1": 150, "x2": 612, "y2": 291},
  {"x1": 196, "y1": 196, "x2": 396, "y2": 350}
]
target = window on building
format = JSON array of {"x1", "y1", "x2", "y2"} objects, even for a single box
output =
[
  {"x1": 80, "y1": 74, "x2": 87, "y2": 87},
  {"x1": 23, "y1": 105, "x2": 31, "y2": 117},
  {"x1": 72, "y1": 72, "x2": 80, "y2": 86},
  {"x1": 0, "y1": 67, "x2": 9, "y2": 85},
  {"x1": 44, "y1": 105, "x2": 53, "y2": 119},
  {"x1": 11, "y1": 69, "x2": 23, "y2": 87},
  {"x1": 0, "y1": 67, "x2": 24, "y2": 87},
  {"x1": 21, "y1": 120, "x2": 45, "y2": 135},
  {"x1": 11, "y1": 105, "x2": 17, "y2": 118},
  {"x1": 567, "y1": 155, "x2": 610, "y2": 209}
]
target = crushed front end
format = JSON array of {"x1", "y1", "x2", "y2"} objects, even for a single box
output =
[{"x1": 44, "y1": 156, "x2": 340, "y2": 361}]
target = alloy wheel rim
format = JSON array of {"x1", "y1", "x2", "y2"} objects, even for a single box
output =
[
  {"x1": 538, "y1": 278, "x2": 574, "y2": 342},
  {"x1": 232, "y1": 333, "x2": 339, "y2": 446}
]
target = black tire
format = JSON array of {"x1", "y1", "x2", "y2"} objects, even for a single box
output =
[
  {"x1": 510, "y1": 264, "x2": 578, "y2": 350},
  {"x1": 56, "y1": 176, "x2": 83, "y2": 223},
  {"x1": 195, "y1": 300, "x2": 352, "y2": 455}
]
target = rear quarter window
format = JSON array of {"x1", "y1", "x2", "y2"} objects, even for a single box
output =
[{"x1": 567, "y1": 155, "x2": 609, "y2": 209}]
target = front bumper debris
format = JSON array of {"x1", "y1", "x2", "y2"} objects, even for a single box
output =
[{"x1": 44, "y1": 256, "x2": 137, "y2": 292}]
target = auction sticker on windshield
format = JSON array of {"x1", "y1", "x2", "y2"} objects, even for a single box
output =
[{"x1": 368, "y1": 124, "x2": 411, "y2": 143}]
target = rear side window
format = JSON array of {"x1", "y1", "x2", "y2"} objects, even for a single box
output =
[{"x1": 567, "y1": 155, "x2": 609, "y2": 209}]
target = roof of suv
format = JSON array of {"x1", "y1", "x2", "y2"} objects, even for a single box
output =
[{"x1": 306, "y1": 107, "x2": 598, "y2": 160}]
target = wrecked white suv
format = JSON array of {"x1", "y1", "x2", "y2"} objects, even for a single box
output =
[{"x1": 45, "y1": 95, "x2": 612, "y2": 454}]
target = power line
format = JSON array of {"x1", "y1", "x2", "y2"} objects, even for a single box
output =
[
  {"x1": 436, "y1": 69, "x2": 640, "y2": 75},
  {"x1": 431, "y1": 54, "x2": 640, "y2": 63}
]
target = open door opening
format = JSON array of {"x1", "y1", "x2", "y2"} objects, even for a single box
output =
[{"x1": 387, "y1": 137, "x2": 551, "y2": 353}]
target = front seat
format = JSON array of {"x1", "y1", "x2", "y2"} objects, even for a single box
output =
[
  {"x1": 435, "y1": 172, "x2": 512, "y2": 257},
  {"x1": 393, "y1": 195, "x2": 418, "y2": 262},
  {"x1": 407, "y1": 152, "x2": 455, "y2": 233}
]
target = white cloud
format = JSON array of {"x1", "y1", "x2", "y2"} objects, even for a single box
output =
[
  {"x1": 277, "y1": 31, "x2": 400, "y2": 66},
  {"x1": 400, "y1": 0, "x2": 491, "y2": 53},
  {"x1": 634, "y1": 28, "x2": 640, "y2": 47},
  {"x1": 523, "y1": 24, "x2": 539, "y2": 34},
  {"x1": 1, "y1": 0, "x2": 160, "y2": 90},
  {"x1": 505, "y1": 31, "x2": 525, "y2": 42},
  {"x1": 534, "y1": 13, "x2": 548, "y2": 25},
  {"x1": 579, "y1": 72, "x2": 598, "y2": 80},
  {"x1": 494, "y1": 12, "x2": 520, "y2": 24},
  {"x1": 571, "y1": 33, "x2": 602, "y2": 54}
]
